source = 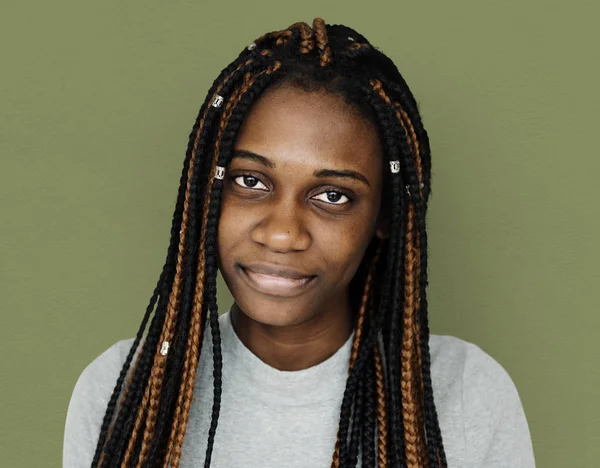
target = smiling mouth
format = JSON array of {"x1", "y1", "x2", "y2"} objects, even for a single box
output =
[{"x1": 238, "y1": 265, "x2": 316, "y2": 297}]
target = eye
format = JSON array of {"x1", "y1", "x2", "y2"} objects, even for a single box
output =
[
  {"x1": 233, "y1": 174, "x2": 268, "y2": 191},
  {"x1": 312, "y1": 190, "x2": 351, "y2": 205}
]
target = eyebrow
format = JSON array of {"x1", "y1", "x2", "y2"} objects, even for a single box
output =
[
  {"x1": 314, "y1": 168, "x2": 371, "y2": 187},
  {"x1": 232, "y1": 149, "x2": 275, "y2": 168},
  {"x1": 232, "y1": 149, "x2": 371, "y2": 187}
]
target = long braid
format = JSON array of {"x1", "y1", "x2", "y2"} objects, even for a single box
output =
[
  {"x1": 381, "y1": 80, "x2": 447, "y2": 467},
  {"x1": 361, "y1": 356, "x2": 377, "y2": 468},
  {"x1": 204, "y1": 63, "x2": 284, "y2": 468},
  {"x1": 413, "y1": 240, "x2": 427, "y2": 467},
  {"x1": 92, "y1": 101, "x2": 204, "y2": 465},
  {"x1": 364, "y1": 251, "x2": 389, "y2": 468},
  {"x1": 349, "y1": 361, "x2": 367, "y2": 466},
  {"x1": 400, "y1": 203, "x2": 421, "y2": 468},
  {"x1": 370, "y1": 79, "x2": 422, "y2": 468},
  {"x1": 162, "y1": 58, "x2": 269, "y2": 468},
  {"x1": 395, "y1": 100, "x2": 428, "y2": 467},
  {"x1": 334, "y1": 261, "x2": 372, "y2": 468},
  {"x1": 374, "y1": 337, "x2": 389, "y2": 468},
  {"x1": 159, "y1": 55, "x2": 280, "y2": 468},
  {"x1": 90, "y1": 37, "x2": 281, "y2": 468},
  {"x1": 413, "y1": 179, "x2": 448, "y2": 468},
  {"x1": 360, "y1": 245, "x2": 384, "y2": 467},
  {"x1": 121, "y1": 85, "x2": 217, "y2": 468},
  {"x1": 103, "y1": 275, "x2": 172, "y2": 466},
  {"x1": 349, "y1": 243, "x2": 383, "y2": 466},
  {"x1": 335, "y1": 82, "x2": 410, "y2": 467},
  {"x1": 361, "y1": 84, "x2": 409, "y2": 468},
  {"x1": 370, "y1": 76, "x2": 449, "y2": 467},
  {"x1": 92, "y1": 282, "x2": 158, "y2": 466},
  {"x1": 98, "y1": 183, "x2": 192, "y2": 466},
  {"x1": 126, "y1": 54, "x2": 277, "y2": 468}
]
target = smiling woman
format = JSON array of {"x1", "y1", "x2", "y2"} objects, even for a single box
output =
[
  {"x1": 219, "y1": 86, "x2": 385, "y2": 337},
  {"x1": 63, "y1": 17, "x2": 535, "y2": 468}
]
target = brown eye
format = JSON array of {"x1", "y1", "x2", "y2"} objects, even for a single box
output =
[
  {"x1": 313, "y1": 190, "x2": 350, "y2": 205},
  {"x1": 233, "y1": 175, "x2": 268, "y2": 191}
]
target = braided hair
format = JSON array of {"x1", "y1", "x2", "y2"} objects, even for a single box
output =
[{"x1": 91, "y1": 17, "x2": 447, "y2": 468}]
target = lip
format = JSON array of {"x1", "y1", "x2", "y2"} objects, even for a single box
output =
[{"x1": 238, "y1": 263, "x2": 317, "y2": 297}]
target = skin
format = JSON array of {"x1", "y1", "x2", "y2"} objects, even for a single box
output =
[{"x1": 217, "y1": 83, "x2": 389, "y2": 371}]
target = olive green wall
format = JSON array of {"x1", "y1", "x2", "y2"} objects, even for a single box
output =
[{"x1": 1, "y1": 1, "x2": 597, "y2": 466}]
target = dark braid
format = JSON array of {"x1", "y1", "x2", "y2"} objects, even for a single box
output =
[
  {"x1": 201, "y1": 64, "x2": 283, "y2": 467},
  {"x1": 91, "y1": 17, "x2": 447, "y2": 468},
  {"x1": 413, "y1": 185, "x2": 448, "y2": 467},
  {"x1": 91, "y1": 102, "x2": 203, "y2": 465},
  {"x1": 335, "y1": 85, "x2": 410, "y2": 468},
  {"x1": 96, "y1": 146, "x2": 196, "y2": 466},
  {"x1": 361, "y1": 354, "x2": 377, "y2": 467},
  {"x1": 92, "y1": 283, "x2": 157, "y2": 467},
  {"x1": 163, "y1": 60, "x2": 278, "y2": 468},
  {"x1": 370, "y1": 80, "x2": 426, "y2": 468},
  {"x1": 147, "y1": 56, "x2": 273, "y2": 468},
  {"x1": 348, "y1": 361, "x2": 367, "y2": 466},
  {"x1": 379, "y1": 79, "x2": 446, "y2": 467},
  {"x1": 358, "y1": 246, "x2": 383, "y2": 468},
  {"x1": 366, "y1": 85, "x2": 409, "y2": 468},
  {"x1": 93, "y1": 52, "x2": 271, "y2": 468},
  {"x1": 100, "y1": 272, "x2": 172, "y2": 466},
  {"x1": 138, "y1": 57, "x2": 280, "y2": 468}
]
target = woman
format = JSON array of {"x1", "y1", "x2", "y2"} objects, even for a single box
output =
[{"x1": 63, "y1": 17, "x2": 535, "y2": 468}]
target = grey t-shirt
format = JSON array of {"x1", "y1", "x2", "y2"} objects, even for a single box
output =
[{"x1": 63, "y1": 310, "x2": 536, "y2": 467}]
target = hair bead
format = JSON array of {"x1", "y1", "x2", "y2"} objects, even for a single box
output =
[
  {"x1": 160, "y1": 341, "x2": 170, "y2": 356},
  {"x1": 212, "y1": 95, "x2": 224, "y2": 108},
  {"x1": 389, "y1": 160, "x2": 400, "y2": 173},
  {"x1": 247, "y1": 42, "x2": 257, "y2": 51},
  {"x1": 215, "y1": 166, "x2": 226, "y2": 180}
]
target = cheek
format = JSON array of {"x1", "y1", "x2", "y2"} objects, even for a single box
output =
[
  {"x1": 317, "y1": 217, "x2": 375, "y2": 280},
  {"x1": 217, "y1": 196, "x2": 254, "y2": 257},
  {"x1": 217, "y1": 202, "x2": 234, "y2": 250}
]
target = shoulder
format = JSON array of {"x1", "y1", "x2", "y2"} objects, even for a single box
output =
[
  {"x1": 63, "y1": 338, "x2": 136, "y2": 468},
  {"x1": 428, "y1": 334, "x2": 536, "y2": 467},
  {"x1": 67, "y1": 338, "x2": 137, "y2": 416},
  {"x1": 429, "y1": 334, "x2": 516, "y2": 394},
  {"x1": 76, "y1": 338, "x2": 137, "y2": 389}
]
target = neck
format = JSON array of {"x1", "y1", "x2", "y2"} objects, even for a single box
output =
[{"x1": 230, "y1": 300, "x2": 354, "y2": 371}]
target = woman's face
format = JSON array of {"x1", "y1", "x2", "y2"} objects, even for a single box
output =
[{"x1": 217, "y1": 84, "x2": 387, "y2": 328}]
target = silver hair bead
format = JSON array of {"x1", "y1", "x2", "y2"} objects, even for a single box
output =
[
  {"x1": 247, "y1": 42, "x2": 257, "y2": 50},
  {"x1": 215, "y1": 165, "x2": 226, "y2": 180},
  {"x1": 348, "y1": 36, "x2": 355, "y2": 42},
  {"x1": 160, "y1": 341, "x2": 170, "y2": 356},
  {"x1": 389, "y1": 160, "x2": 400, "y2": 173},
  {"x1": 212, "y1": 95, "x2": 224, "y2": 108}
]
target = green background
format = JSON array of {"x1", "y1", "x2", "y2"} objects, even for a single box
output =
[{"x1": 1, "y1": 1, "x2": 598, "y2": 466}]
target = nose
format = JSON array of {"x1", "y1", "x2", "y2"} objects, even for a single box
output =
[{"x1": 250, "y1": 199, "x2": 312, "y2": 253}]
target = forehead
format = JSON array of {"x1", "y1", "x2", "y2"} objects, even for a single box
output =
[{"x1": 232, "y1": 85, "x2": 383, "y2": 175}]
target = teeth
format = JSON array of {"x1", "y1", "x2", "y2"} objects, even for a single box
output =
[{"x1": 252, "y1": 271, "x2": 307, "y2": 283}]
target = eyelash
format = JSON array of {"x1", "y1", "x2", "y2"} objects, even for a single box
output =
[{"x1": 231, "y1": 174, "x2": 353, "y2": 206}]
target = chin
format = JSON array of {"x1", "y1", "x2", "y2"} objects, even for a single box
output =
[{"x1": 234, "y1": 297, "x2": 317, "y2": 328}]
